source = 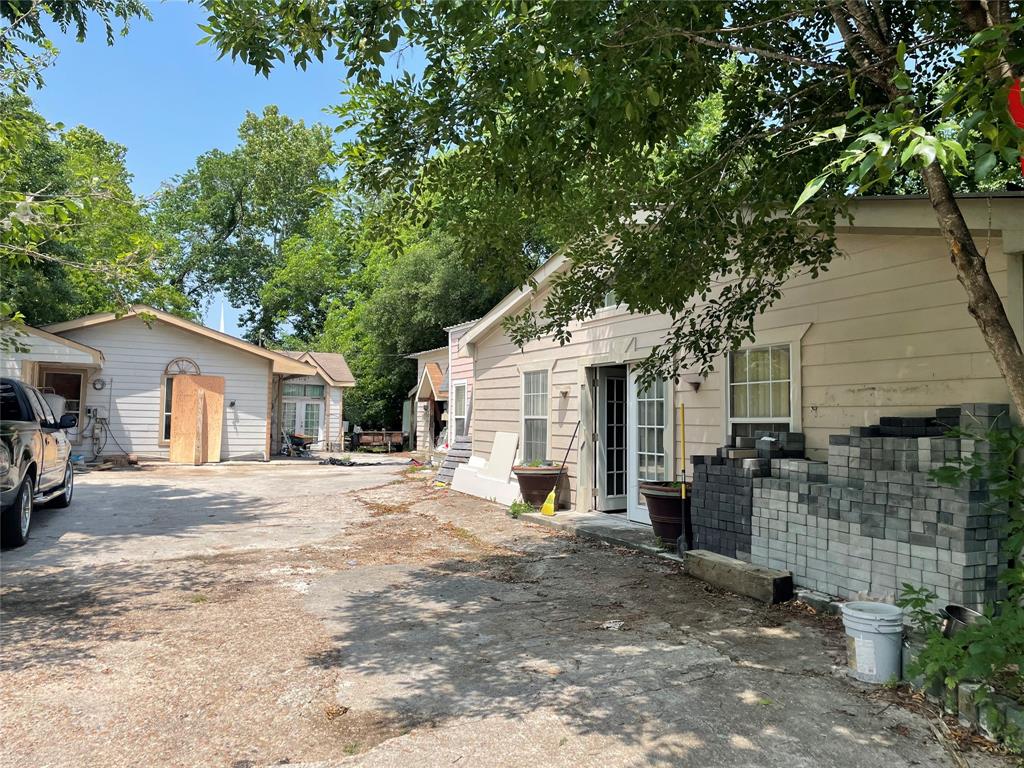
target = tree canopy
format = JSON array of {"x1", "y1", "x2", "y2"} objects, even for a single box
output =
[
  {"x1": 202, "y1": 0, "x2": 1024, "y2": 414},
  {"x1": 154, "y1": 105, "x2": 338, "y2": 342}
]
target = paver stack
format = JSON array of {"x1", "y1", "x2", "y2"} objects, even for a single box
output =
[{"x1": 689, "y1": 404, "x2": 1010, "y2": 609}]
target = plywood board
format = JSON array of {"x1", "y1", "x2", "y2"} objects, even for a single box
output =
[
  {"x1": 169, "y1": 375, "x2": 225, "y2": 464},
  {"x1": 480, "y1": 431, "x2": 518, "y2": 481}
]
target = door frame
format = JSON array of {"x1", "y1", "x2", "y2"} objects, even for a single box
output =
[
  {"x1": 37, "y1": 366, "x2": 88, "y2": 445},
  {"x1": 595, "y1": 366, "x2": 627, "y2": 512}
]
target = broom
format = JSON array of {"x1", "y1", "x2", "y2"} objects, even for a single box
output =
[{"x1": 541, "y1": 421, "x2": 580, "y2": 516}]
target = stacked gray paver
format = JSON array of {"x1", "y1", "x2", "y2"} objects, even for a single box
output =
[
  {"x1": 691, "y1": 431, "x2": 805, "y2": 562},
  {"x1": 704, "y1": 405, "x2": 1008, "y2": 610},
  {"x1": 691, "y1": 455, "x2": 766, "y2": 562}
]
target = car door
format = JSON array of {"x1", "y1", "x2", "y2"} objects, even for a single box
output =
[{"x1": 26, "y1": 388, "x2": 61, "y2": 491}]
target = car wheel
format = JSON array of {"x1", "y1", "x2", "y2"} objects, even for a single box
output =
[
  {"x1": 1, "y1": 476, "x2": 33, "y2": 548},
  {"x1": 49, "y1": 462, "x2": 73, "y2": 509}
]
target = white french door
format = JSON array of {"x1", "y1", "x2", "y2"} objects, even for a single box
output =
[
  {"x1": 596, "y1": 368, "x2": 627, "y2": 512},
  {"x1": 282, "y1": 399, "x2": 324, "y2": 442},
  {"x1": 626, "y1": 370, "x2": 672, "y2": 525}
]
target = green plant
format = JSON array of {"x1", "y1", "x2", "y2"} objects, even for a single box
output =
[
  {"x1": 509, "y1": 501, "x2": 533, "y2": 519},
  {"x1": 896, "y1": 584, "x2": 942, "y2": 634},
  {"x1": 902, "y1": 422, "x2": 1024, "y2": 752}
]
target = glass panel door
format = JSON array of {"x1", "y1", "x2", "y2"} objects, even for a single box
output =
[
  {"x1": 302, "y1": 402, "x2": 322, "y2": 440},
  {"x1": 281, "y1": 402, "x2": 297, "y2": 436},
  {"x1": 596, "y1": 367, "x2": 627, "y2": 511},
  {"x1": 627, "y1": 370, "x2": 671, "y2": 525}
]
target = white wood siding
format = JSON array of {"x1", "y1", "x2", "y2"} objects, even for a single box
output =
[
  {"x1": 2, "y1": 333, "x2": 97, "y2": 380},
  {"x1": 329, "y1": 385, "x2": 343, "y2": 443},
  {"x1": 60, "y1": 317, "x2": 272, "y2": 460},
  {"x1": 471, "y1": 230, "x2": 1017, "y2": 511}
]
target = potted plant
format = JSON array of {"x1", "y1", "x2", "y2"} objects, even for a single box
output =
[
  {"x1": 639, "y1": 480, "x2": 692, "y2": 550},
  {"x1": 512, "y1": 460, "x2": 563, "y2": 506}
]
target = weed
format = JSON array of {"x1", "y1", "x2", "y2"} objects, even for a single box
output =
[{"x1": 508, "y1": 501, "x2": 533, "y2": 518}]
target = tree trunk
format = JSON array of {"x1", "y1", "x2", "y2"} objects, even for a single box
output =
[{"x1": 920, "y1": 161, "x2": 1024, "y2": 418}]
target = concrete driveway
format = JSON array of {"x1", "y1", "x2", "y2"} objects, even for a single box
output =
[{"x1": 0, "y1": 461, "x2": 1010, "y2": 768}]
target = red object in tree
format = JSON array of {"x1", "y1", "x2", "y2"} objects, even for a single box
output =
[{"x1": 1010, "y1": 79, "x2": 1024, "y2": 174}]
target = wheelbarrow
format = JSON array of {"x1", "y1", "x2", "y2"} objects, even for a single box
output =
[{"x1": 281, "y1": 432, "x2": 318, "y2": 458}]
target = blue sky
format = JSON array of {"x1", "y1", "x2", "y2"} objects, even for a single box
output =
[{"x1": 32, "y1": 2, "x2": 419, "y2": 337}]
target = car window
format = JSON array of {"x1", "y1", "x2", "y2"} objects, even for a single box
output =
[
  {"x1": 0, "y1": 381, "x2": 27, "y2": 422},
  {"x1": 25, "y1": 389, "x2": 52, "y2": 424},
  {"x1": 36, "y1": 391, "x2": 57, "y2": 423}
]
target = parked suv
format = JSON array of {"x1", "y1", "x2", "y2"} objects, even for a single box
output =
[{"x1": 1, "y1": 377, "x2": 77, "y2": 547}]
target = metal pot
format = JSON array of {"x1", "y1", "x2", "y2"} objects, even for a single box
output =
[{"x1": 939, "y1": 603, "x2": 988, "y2": 639}]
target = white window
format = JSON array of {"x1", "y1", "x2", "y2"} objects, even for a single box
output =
[
  {"x1": 452, "y1": 382, "x2": 468, "y2": 437},
  {"x1": 283, "y1": 382, "x2": 324, "y2": 398},
  {"x1": 522, "y1": 370, "x2": 548, "y2": 463},
  {"x1": 728, "y1": 344, "x2": 792, "y2": 438}
]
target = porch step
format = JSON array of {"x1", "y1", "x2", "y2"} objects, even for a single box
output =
[{"x1": 435, "y1": 436, "x2": 473, "y2": 484}]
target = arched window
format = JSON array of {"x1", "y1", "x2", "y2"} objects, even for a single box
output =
[
  {"x1": 160, "y1": 358, "x2": 201, "y2": 443},
  {"x1": 164, "y1": 357, "x2": 201, "y2": 376}
]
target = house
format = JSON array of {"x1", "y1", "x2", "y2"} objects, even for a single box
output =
[
  {"x1": 456, "y1": 195, "x2": 1024, "y2": 525},
  {"x1": 274, "y1": 351, "x2": 356, "y2": 453},
  {"x1": 407, "y1": 345, "x2": 448, "y2": 451},
  {"x1": 405, "y1": 318, "x2": 477, "y2": 455},
  {"x1": 3, "y1": 305, "x2": 354, "y2": 463}
]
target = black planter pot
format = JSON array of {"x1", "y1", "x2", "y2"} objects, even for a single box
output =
[
  {"x1": 639, "y1": 481, "x2": 692, "y2": 549},
  {"x1": 512, "y1": 466, "x2": 563, "y2": 507}
]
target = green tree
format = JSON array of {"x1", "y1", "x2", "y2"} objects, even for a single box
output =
[
  {"x1": 202, "y1": 1, "x2": 1024, "y2": 412},
  {"x1": 1, "y1": 97, "x2": 189, "y2": 327},
  {"x1": 155, "y1": 106, "x2": 337, "y2": 341},
  {"x1": 259, "y1": 203, "x2": 358, "y2": 343},
  {"x1": 319, "y1": 231, "x2": 525, "y2": 427},
  {"x1": 1, "y1": 0, "x2": 152, "y2": 345}
]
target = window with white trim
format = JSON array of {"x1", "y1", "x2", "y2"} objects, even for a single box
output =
[
  {"x1": 452, "y1": 382, "x2": 468, "y2": 437},
  {"x1": 728, "y1": 344, "x2": 792, "y2": 438},
  {"x1": 522, "y1": 370, "x2": 548, "y2": 462}
]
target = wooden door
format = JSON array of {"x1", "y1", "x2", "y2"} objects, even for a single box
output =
[{"x1": 169, "y1": 375, "x2": 225, "y2": 464}]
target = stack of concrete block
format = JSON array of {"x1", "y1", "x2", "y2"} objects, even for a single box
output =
[
  {"x1": 750, "y1": 459, "x2": 829, "y2": 588},
  {"x1": 746, "y1": 404, "x2": 1010, "y2": 609},
  {"x1": 691, "y1": 451, "x2": 770, "y2": 562}
]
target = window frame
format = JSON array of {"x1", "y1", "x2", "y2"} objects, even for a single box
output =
[
  {"x1": 520, "y1": 369, "x2": 550, "y2": 463},
  {"x1": 159, "y1": 375, "x2": 176, "y2": 445},
  {"x1": 726, "y1": 343, "x2": 793, "y2": 437},
  {"x1": 451, "y1": 380, "x2": 468, "y2": 438}
]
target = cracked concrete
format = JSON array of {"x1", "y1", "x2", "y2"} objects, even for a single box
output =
[{"x1": 0, "y1": 461, "x2": 1011, "y2": 767}]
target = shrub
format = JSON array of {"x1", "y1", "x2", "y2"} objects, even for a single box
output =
[{"x1": 900, "y1": 422, "x2": 1023, "y2": 752}]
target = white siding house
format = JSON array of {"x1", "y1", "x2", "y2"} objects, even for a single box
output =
[{"x1": 24, "y1": 306, "x2": 321, "y2": 462}]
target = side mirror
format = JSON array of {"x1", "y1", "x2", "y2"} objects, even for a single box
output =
[{"x1": 58, "y1": 413, "x2": 78, "y2": 430}]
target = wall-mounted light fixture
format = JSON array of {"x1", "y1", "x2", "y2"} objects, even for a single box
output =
[
  {"x1": 559, "y1": 389, "x2": 570, "y2": 399},
  {"x1": 681, "y1": 373, "x2": 705, "y2": 392}
]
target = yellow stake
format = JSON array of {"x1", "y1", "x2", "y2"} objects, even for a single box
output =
[{"x1": 679, "y1": 402, "x2": 687, "y2": 499}]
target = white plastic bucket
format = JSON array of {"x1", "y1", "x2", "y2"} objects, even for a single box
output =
[{"x1": 841, "y1": 601, "x2": 904, "y2": 684}]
